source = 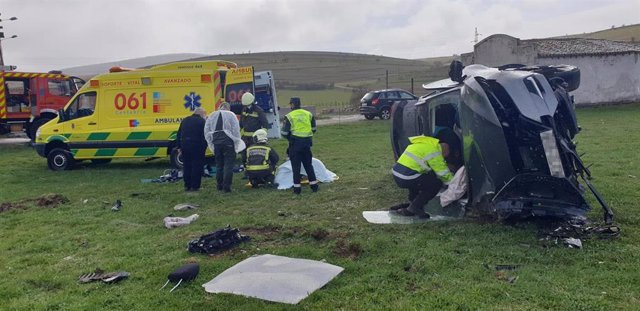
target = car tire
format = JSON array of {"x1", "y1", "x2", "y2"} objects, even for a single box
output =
[
  {"x1": 170, "y1": 147, "x2": 184, "y2": 170},
  {"x1": 379, "y1": 107, "x2": 391, "y2": 120},
  {"x1": 47, "y1": 148, "x2": 75, "y2": 171},
  {"x1": 364, "y1": 114, "x2": 376, "y2": 120},
  {"x1": 28, "y1": 118, "x2": 52, "y2": 141}
]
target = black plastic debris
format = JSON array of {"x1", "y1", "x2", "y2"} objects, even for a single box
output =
[
  {"x1": 160, "y1": 263, "x2": 200, "y2": 292},
  {"x1": 188, "y1": 225, "x2": 251, "y2": 255}
]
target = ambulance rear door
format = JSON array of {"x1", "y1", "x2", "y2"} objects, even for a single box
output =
[{"x1": 224, "y1": 66, "x2": 255, "y2": 115}]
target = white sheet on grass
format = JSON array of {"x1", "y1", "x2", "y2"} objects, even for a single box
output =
[
  {"x1": 202, "y1": 254, "x2": 344, "y2": 304},
  {"x1": 274, "y1": 158, "x2": 338, "y2": 190}
]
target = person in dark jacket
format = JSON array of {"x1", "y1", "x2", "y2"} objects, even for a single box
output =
[
  {"x1": 176, "y1": 108, "x2": 207, "y2": 192},
  {"x1": 204, "y1": 102, "x2": 245, "y2": 193},
  {"x1": 239, "y1": 92, "x2": 268, "y2": 163},
  {"x1": 245, "y1": 129, "x2": 280, "y2": 188},
  {"x1": 281, "y1": 97, "x2": 318, "y2": 194}
]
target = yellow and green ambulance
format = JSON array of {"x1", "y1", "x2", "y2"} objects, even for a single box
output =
[{"x1": 35, "y1": 60, "x2": 256, "y2": 170}]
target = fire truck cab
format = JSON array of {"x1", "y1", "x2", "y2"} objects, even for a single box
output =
[{"x1": 0, "y1": 71, "x2": 84, "y2": 138}]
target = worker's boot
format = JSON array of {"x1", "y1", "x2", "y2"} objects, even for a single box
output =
[
  {"x1": 293, "y1": 186, "x2": 301, "y2": 195},
  {"x1": 310, "y1": 184, "x2": 319, "y2": 193}
]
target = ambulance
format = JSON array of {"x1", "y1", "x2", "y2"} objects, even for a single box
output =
[{"x1": 34, "y1": 60, "x2": 280, "y2": 171}]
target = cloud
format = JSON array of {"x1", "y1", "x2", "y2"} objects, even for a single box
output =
[{"x1": 2, "y1": 0, "x2": 638, "y2": 71}]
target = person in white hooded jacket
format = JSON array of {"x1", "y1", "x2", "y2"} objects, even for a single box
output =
[{"x1": 204, "y1": 102, "x2": 246, "y2": 193}]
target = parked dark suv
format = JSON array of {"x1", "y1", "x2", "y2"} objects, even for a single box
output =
[{"x1": 360, "y1": 89, "x2": 417, "y2": 120}]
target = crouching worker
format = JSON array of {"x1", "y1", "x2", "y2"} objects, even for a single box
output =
[
  {"x1": 245, "y1": 129, "x2": 280, "y2": 188},
  {"x1": 392, "y1": 135, "x2": 453, "y2": 218}
]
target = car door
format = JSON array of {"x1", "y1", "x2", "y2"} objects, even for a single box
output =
[{"x1": 384, "y1": 91, "x2": 400, "y2": 108}]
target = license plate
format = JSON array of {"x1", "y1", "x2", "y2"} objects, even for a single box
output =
[{"x1": 361, "y1": 103, "x2": 367, "y2": 106}]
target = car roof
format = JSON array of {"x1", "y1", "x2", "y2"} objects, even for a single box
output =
[{"x1": 371, "y1": 88, "x2": 412, "y2": 94}]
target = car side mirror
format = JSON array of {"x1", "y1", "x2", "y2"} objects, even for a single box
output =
[{"x1": 58, "y1": 109, "x2": 66, "y2": 122}]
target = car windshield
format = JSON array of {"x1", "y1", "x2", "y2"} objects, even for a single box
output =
[{"x1": 361, "y1": 92, "x2": 375, "y2": 101}]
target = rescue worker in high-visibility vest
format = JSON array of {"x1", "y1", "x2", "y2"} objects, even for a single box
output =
[
  {"x1": 281, "y1": 97, "x2": 318, "y2": 194},
  {"x1": 391, "y1": 135, "x2": 453, "y2": 218},
  {"x1": 245, "y1": 129, "x2": 280, "y2": 188},
  {"x1": 239, "y1": 92, "x2": 268, "y2": 165}
]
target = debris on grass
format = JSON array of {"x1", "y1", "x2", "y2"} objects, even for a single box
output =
[
  {"x1": 174, "y1": 203, "x2": 199, "y2": 211},
  {"x1": 538, "y1": 220, "x2": 620, "y2": 248},
  {"x1": 111, "y1": 200, "x2": 122, "y2": 212},
  {"x1": 79, "y1": 268, "x2": 130, "y2": 284},
  {"x1": 188, "y1": 226, "x2": 250, "y2": 255},
  {"x1": 164, "y1": 214, "x2": 199, "y2": 229}
]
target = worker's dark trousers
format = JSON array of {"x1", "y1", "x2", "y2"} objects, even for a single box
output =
[
  {"x1": 393, "y1": 171, "x2": 442, "y2": 216},
  {"x1": 214, "y1": 144, "x2": 236, "y2": 191},
  {"x1": 289, "y1": 143, "x2": 317, "y2": 187},
  {"x1": 182, "y1": 144, "x2": 207, "y2": 190},
  {"x1": 247, "y1": 169, "x2": 275, "y2": 186}
]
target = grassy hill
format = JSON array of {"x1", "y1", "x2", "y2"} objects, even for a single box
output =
[
  {"x1": 558, "y1": 23, "x2": 640, "y2": 42},
  {"x1": 188, "y1": 51, "x2": 451, "y2": 93}
]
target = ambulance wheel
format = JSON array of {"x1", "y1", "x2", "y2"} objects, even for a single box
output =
[
  {"x1": 91, "y1": 159, "x2": 112, "y2": 165},
  {"x1": 364, "y1": 114, "x2": 376, "y2": 120},
  {"x1": 47, "y1": 148, "x2": 75, "y2": 171},
  {"x1": 170, "y1": 148, "x2": 184, "y2": 170}
]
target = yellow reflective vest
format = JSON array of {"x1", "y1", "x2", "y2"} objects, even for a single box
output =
[
  {"x1": 286, "y1": 109, "x2": 313, "y2": 138},
  {"x1": 396, "y1": 135, "x2": 453, "y2": 183}
]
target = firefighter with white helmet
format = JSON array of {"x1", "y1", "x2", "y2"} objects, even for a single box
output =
[
  {"x1": 245, "y1": 128, "x2": 280, "y2": 188},
  {"x1": 239, "y1": 92, "x2": 269, "y2": 167}
]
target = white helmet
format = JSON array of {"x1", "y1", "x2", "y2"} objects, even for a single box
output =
[
  {"x1": 253, "y1": 129, "x2": 268, "y2": 143},
  {"x1": 241, "y1": 92, "x2": 255, "y2": 106}
]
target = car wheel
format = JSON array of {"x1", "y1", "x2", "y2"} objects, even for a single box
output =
[
  {"x1": 379, "y1": 107, "x2": 391, "y2": 120},
  {"x1": 91, "y1": 159, "x2": 112, "y2": 165},
  {"x1": 364, "y1": 114, "x2": 376, "y2": 120},
  {"x1": 47, "y1": 148, "x2": 75, "y2": 171},
  {"x1": 170, "y1": 147, "x2": 184, "y2": 170}
]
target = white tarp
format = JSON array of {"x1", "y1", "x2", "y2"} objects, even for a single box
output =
[
  {"x1": 274, "y1": 158, "x2": 338, "y2": 190},
  {"x1": 362, "y1": 211, "x2": 455, "y2": 224},
  {"x1": 202, "y1": 254, "x2": 344, "y2": 304}
]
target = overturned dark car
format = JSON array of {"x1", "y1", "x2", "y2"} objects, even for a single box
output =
[{"x1": 391, "y1": 62, "x2": 613, "y2": 223}]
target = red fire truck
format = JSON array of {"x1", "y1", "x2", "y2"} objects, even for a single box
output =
[{"x1": 0, "y1": 71, "x2": 84, "y2": 139}]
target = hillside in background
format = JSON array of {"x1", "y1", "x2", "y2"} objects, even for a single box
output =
[
  {"x1": 557, "y1": 23, "x2": 640, "y2": 41},
  {"x1": 188, "y1": 51, "x2": 452, "y2": 92}
]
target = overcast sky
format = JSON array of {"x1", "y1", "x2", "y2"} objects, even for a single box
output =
[{"x1": 2, "y1": 0, "x2": 639, "y2": 71}]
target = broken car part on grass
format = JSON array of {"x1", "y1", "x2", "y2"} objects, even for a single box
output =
[
  {"x1": 188, "y1": 225, "x2": 251, "y2": 255},
  {"x1": 391, "y1": 61, "x2": 614, "y2": 224}
]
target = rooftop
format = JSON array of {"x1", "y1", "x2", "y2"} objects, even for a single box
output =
[{"x1": 530, "y1": 38, "x2": 640, "y2": 57}]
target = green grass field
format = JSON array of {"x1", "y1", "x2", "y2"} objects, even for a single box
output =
[{"x1": 1, "y1": 104, "x2": 639, "y2": 310}]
